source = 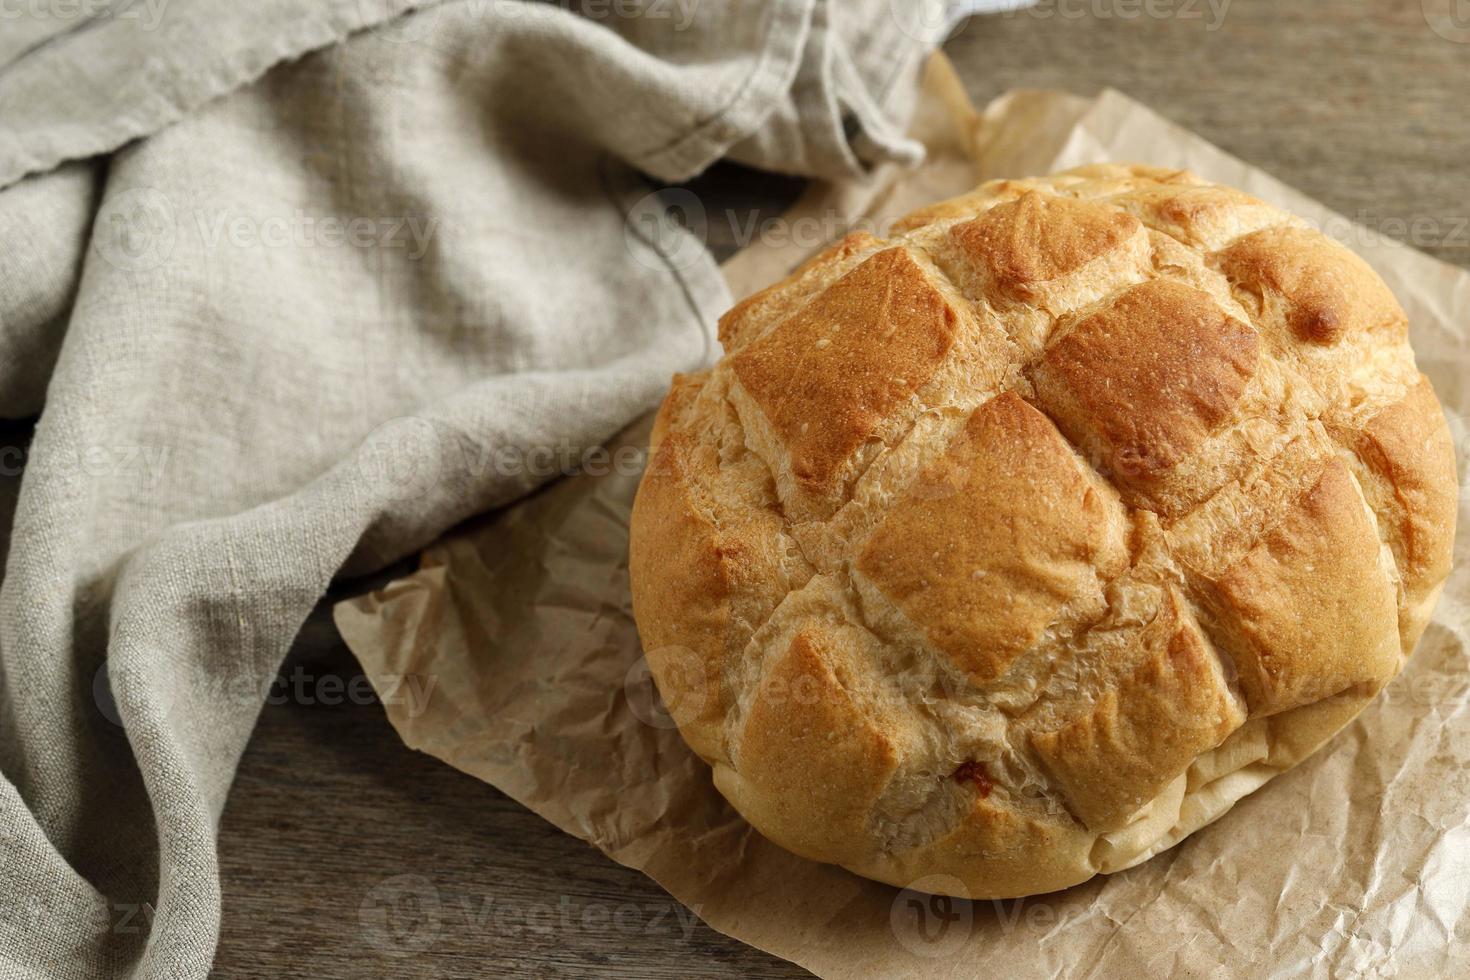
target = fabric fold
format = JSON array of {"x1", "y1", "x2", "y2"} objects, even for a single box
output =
[
  {"x1": 0, "y1": 162, "x2": 100, "y2": 419},
  {"x1": 0, "y1": 0, "x2": 443, "y2": 191}
]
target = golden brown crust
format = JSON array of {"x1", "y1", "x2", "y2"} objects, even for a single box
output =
[
  {"x1": 949, "y1": 191, "x2": 1142, "y2": 295},
  {"x1": 730, "y1": 247, "x2": 960, "y2": 494},
  {"x1": 1206, "y1": 459, "x2": 1400, "y2": 716},
  {"x1": 717, "y1": 627, "x2": 905, "y2": 864},
  {"x1": 889, "y1": 179, "x2": 1031, "y2": 234},
  {"x1": 628, "y1": 163, "x2": 1457, "y2": 899},
  {"x1": 718, "y1": 231, "x2": 883, "y2": 353},
  {"x1": 1217, "y1": 225, "x2": 1405, "y2": 345},
  {"x1": 856, "y1": 392, "x2": 1127, "y2": 684},
  {"x1": 627, "y1": 431, "x2": 740, "y2": 762},
  {"x1": 1030, "y1": 588, "x2": 1244, "y2": 831},
  {"x1": 1033, "y1": 279, "x2": 1260, "y2": 481},
  {"x1": 1118, "y1": 183, "x2": 1283, "y2": 248},
  {"x1": 628, "y1": 376, "x2": 808, "y2": 763},
  {"x1": 1347, "y1": 375, "x2": 1459, "y2": 648},
  {"x1": 867, "y1": 793, "x2": 1097, "y2": 898}
]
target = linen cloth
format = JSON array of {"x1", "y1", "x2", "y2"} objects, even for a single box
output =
[{"x1": 0, "y1": 0, "x2": 1007, "y2": 975}]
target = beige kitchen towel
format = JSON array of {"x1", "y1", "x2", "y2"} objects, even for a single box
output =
[{"x1": 0, "y1": 1, "x2": 987, "y2": 976}]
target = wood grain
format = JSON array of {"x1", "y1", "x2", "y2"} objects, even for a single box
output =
[
  {"x1": 216, "y1": 3, "x2": 1469, "y2": 976},
  {"x1": 946, "y1": 0, "x2": 1470, "y2": 270}
]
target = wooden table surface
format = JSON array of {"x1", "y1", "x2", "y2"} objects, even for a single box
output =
[{"x1": 213, "y1": 2, "x2": 1470, "y2": 976}]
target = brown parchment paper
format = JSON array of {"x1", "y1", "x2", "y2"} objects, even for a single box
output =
[{"x1": 335, "y1": 56, "x2": 1470, "y2": 979}]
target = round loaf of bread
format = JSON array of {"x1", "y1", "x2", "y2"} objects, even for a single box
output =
[{"x1": 627, "y1": 163, "x2": 1457, "y2": 898}]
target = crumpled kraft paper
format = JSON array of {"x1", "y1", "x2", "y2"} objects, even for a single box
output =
[{"x1": 334, "y1": 55, "x2": 1470, "y2": 978}]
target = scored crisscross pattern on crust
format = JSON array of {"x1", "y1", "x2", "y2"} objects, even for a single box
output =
[{"x1": 627, "y1": 164, "x2": 1458, "y2": 899}]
